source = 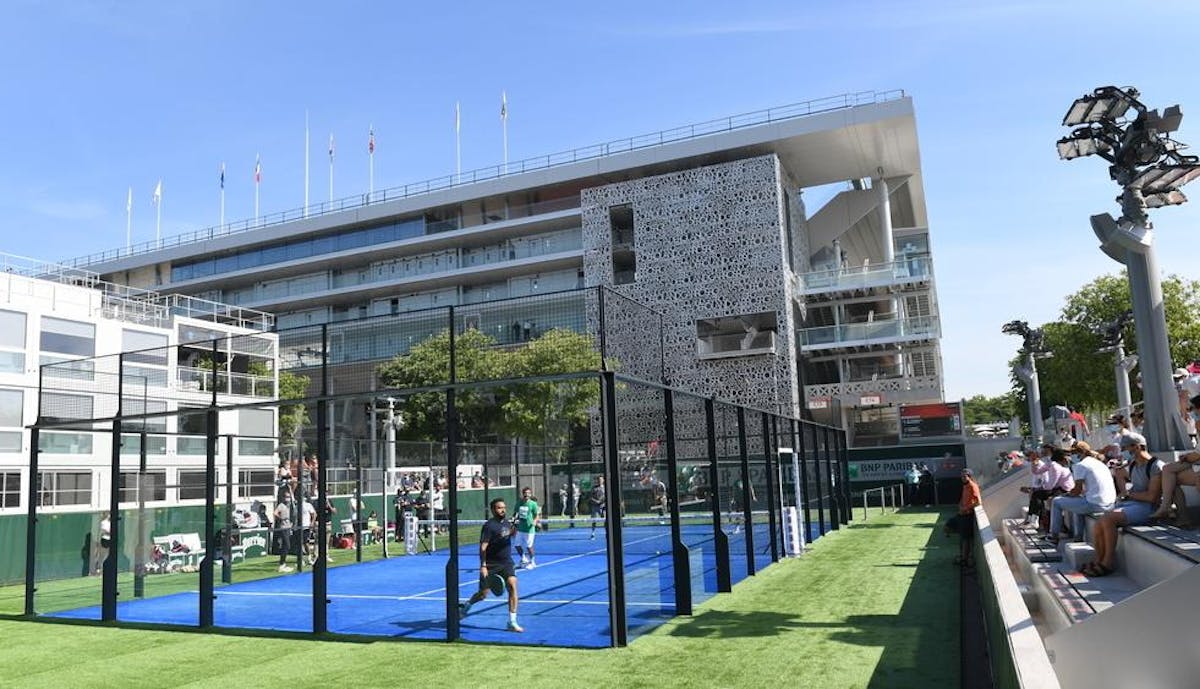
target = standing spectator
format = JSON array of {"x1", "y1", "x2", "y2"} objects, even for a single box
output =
[
  {"x1": 918, "y1": 463, "x2": 934, "y2": 506},
  {"x1": 1046, "y1": 441, "x2": 1118, "y2": 544},
  {"x1": 905, "y1": 464, "x2": 921, "y2": 506},
  {"x1": 557, "y1": 483, "x2": 569, "y2": 517},
  {"x1": 570, "y1": 481, "x2": 580, "y2": 517},
  {"x1": 301, "y1": 498, "x2": 317, "y2": 565},
  {"x1": 943, "y1": 469, "x2": 981, "y2": 567},
  {"x1": 588, "y1": 476, "x2": 606, "y2": 540},
  {"x1": 1083, "y1": 433, "x2": 1164, "y2": 576},
  {"x1": 273, "y1": 495, "x2": 295, "y2": 573}
]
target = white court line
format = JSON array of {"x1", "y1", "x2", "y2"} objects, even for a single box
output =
[{"x1": 209, "y1": 590, "x2": 665, "y2": 608}]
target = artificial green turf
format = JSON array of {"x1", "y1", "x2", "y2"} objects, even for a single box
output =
[{"x1": 0, "y1": 508, "x2": 957, "y2": 689}]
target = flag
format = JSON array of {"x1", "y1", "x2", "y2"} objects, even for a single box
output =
[
  {"x1": 219, "y1": 163, "x2": 225, "y2": 190},
  {"x1": 329, "y1": 133, "x2": 335, "y2": 162},
  {"x1": 152, "y1": 180, "x2": 162, "y2": 206},
  {"x1": 501, "y1": 91, "x2": 507, "y2": 121},
  {"x1": 254, "y1": 155, "x2": 261, "y2": 184},
  {"x1": 368, "y1": 127, "x2": 374, "y2": 155}
]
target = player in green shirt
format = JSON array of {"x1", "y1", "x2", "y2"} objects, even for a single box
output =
[{"x1": 513, "y1": 487, "x2": 540, "y2": 569}]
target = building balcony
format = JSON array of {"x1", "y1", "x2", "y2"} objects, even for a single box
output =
[
  {"x1": 795, "y1": 255, "x2": 932, "y2": 298},
  {"x1": 176, "y1": 367, "x2": 275, "y2": 398},
  {"x1": 804, "y1": 374, "x2": 941, "y2": 407},
  {"x1": 798, "y1": 315, "x2": 939, "y2": 352},
  {"x1": 697, "y1": 331, "x2": 776, "y2": 360}
]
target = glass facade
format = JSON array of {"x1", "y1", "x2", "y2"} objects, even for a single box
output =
[{"x1": 40, "y1": 317, "x2": 95, "y2": 358}]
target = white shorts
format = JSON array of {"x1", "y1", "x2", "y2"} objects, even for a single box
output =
[{"x1": 514, "y1": 530, "x2": 536, "y2": 549}]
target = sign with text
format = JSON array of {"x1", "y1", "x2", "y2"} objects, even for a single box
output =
[
  {"x1": 808, "y1": 397, "x2": 830, "y2": 410},
  {"x1": 848, "y1": 453, "x2": 966, "y2": 482},
  {"x1": 899, "y1": 402, "x2": 963, "y2": 439}
]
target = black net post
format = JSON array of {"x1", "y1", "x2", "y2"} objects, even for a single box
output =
[
  {"x1": 102, "y1": 353, "x2": 123, "y2": 622},
  {"x1": 825, "y1": 426, "x2": 840, "y2": 531},
  {"x1": 200, "y1": 406, "x2": 218, "y2": 628},
  {"x1": 813, "y1": 426, "x2": 826, "y2": 537},
  {"x1": 314, "y1": 322, "x2": 330, "y2": 635},
  {"x1": 663, "y1": 388, "x2": 691, "y2": 616},
  {"x1": 840, "y1": 431, "x2": 853, "y2": 524},
  {"x1": 797, "y1": 421, "x2": 811, "y2": 539},
  {"x1": 735, "y1": 407, "x2": 754, "y2": 576},
  {"x1": 445, "y1": 306, "x2": 461, "y2": 641},
  {"x1": 354, "y1": 458, "x2": 363, "y2": 563},
  {"x1": 705, "y1": 398, "x2": 731, "y2": 592},
  {"x1": 222, "y1": 435, "x2": 234, "y2": 585},
  {"x1": 24, "y1": 426, "x2": 39, "y2": 616},
  {"x1": 601, "y1": 370, "x2": 627, "y2": 647},
  {"x1": 481, "y1": 443, "x2": 490, "y2": 520},
  {"x1": 135, "y1": 430, "x2": 150, "y2": 595},
  {"x1": 762, "y1": 414, "x2": 779, "y2": 563}
]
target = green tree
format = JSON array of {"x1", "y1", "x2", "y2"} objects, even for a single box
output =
[
  {"x1": 961, "y1": 393, "x2": 1017, "y2": 426},
  {"x1": 277, "y1": 370, "x2": 311, "y2": 448},
  {"x1": 499, "y1": 329, "x2": 602, "y2": 457},
  {"x1": 375, "y1": 329, "x2": 506, "y2": 443},
  {"x1": 1007, "y1": 272, "x2": 1200, "y2": 417}
]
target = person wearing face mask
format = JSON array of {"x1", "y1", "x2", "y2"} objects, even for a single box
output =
[
  {"x1": 1148, "y1": 395, "x2": 1200, "y2": 524},
  {"x1": 1027, "y1": 448, "x2": 1075, "y2": 532},
  {"x1": 1046, "y1": 438, "x2": 1118, "y2": 545},
  {"x1": 1081, "y1": 432, "x2": 1164, "y2": 577}
]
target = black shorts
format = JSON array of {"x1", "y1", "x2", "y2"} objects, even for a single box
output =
[
  {"x1": 590, "y1": 505, "x2": 606, "y2": 519},
  {"x1": 479, "y1": 562, "x2": 516, "y2": 589}
]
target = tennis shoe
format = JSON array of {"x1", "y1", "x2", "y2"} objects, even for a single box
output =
[
  {"x1": 278, "y1": 564, "x2": 293, "y2": 573},
  {"x1": 526, "y1": 560, "x2": 536, "y2": 570},
  {"x1": 458, "y1": 603, "x2": 470, "y2": 620},
  {"x1": 506, "y1": 621, "x2": 524, "y2": 633}
]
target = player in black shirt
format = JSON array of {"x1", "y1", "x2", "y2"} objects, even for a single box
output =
[{"x1": 458, "y1": 497, "x2": 523, "y2": 632}]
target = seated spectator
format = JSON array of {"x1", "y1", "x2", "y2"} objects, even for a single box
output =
[
  {"x1": 1046, "y1": 441, "x2": 1118, "y2": 544},
  {"x1": 1148, "y1": 394, "x2": 1200, "y2": 524},
  {"x1": 1082, "y1": 432, "x2": 1164, "y2": 576},
  {"x1": 1022, "y1": 448, "x2": 1074, "y2": 530},
  {"x1": 943, "y1": 468, "x2": 981, "y2": 567}
]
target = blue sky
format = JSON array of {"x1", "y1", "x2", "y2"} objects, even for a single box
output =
[{"x1": 1, "y1": 1, "x2": 1198, "y2": 400}]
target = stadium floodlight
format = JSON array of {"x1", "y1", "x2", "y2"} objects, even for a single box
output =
[
  {"x1": 1058, "y1": 84, "x2": 1194, "y2": 451},
  {"x1": 1062, "y1": 86, "x2": 1138, "y2": 126}
]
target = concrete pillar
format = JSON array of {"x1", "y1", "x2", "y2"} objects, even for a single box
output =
[{"x1": 877, "y1": 177, "x2": 894, "y2": 264}]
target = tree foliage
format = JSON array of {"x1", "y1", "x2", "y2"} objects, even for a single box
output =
[
  {"x1": 499, "y1": 329, "x2": 602, "y2": 456},
  {"x1": 277, "y1": 370, "x2": 311, "y2": 447},
  {"x1": 961, "y1": 393, "x2": 1018, "y2": 426},
  {"x1": 1007, "y1": 272, "x2": 1200, "y2": 417}
]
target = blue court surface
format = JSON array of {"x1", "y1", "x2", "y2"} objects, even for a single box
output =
[{"x1": 50, "y1": 519, "x2": 824, "y2": 647}]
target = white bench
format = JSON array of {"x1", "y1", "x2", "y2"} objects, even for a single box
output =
[{"x1": 151, "y1": 533, "x2": 207, "y2": 571}]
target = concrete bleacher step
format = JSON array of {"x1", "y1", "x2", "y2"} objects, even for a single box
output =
[
  {"x1": 1117, "y1": 524, "x2": 1200, "y2": 589},
  {"x1": 1035, "y1": 563, "x2": 1140, "y2": 625},
  {"x1": 1060, "y1": 542, "x2": 1094, "y2": 572},
  {"x1": 1001, "y1": 518, "x2": 1062, "y2": 563}
]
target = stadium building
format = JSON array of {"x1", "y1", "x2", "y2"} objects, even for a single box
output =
[{"x1": 66, "y1": 90, "x2": 942, "y2": 449}]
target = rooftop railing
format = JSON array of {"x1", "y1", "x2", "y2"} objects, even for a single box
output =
[
  {"x1": 797, "y1": 255, "x2": 932, "y2": 294},
  {"x1": 66, "y1": 89, "x2": 905, "y2": 268}
]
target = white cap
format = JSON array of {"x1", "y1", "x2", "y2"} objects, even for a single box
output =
[
  {"x1": 1174, "y1": 368, "x2": 1189, "y2": 379},
  {"x1": 1119, "y1": 431, "x2": 1147, "y2": 448}
]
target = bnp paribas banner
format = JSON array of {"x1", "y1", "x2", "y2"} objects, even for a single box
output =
[{"x1": 847, "y1": 451, "x2": 966, "y2": 482}]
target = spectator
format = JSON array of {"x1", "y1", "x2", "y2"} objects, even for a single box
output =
[
  {"x1": 1083, "y1": 432, "x2": 1164, "y2": 576},
  {"x1": 558, "y1": 483, "x2": 569, "y2": 517},
  {"x1": 1046, "y1": 440, "x2": 1118, "y2": 544},
  {"x1": 943, "y1": 468, "x2": 981, "y2": 567},
  {"x1": 1149, "y1": 394, "x2": 1200, "y2": 524},
  {"x1": 905, "y1": 464, "x2": 921, "y2": 505},
  {"x1": 1023, "y1": 448, "x2": 1074, "y2": 530},
  {"x1": 918, "y1": 463, "x2": 934, "y2": 506},
  {"x1": 301, "y1": 498, "x2": 317, "y2": 565},
  {"x1": 273, "y1": 495, "x2": 295, "y2": 573}
]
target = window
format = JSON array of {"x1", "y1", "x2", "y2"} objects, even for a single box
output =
[
  {"x1": 696, "y1": 312, "x2": 778, "y2": 359},
  {"x1": 119, "y1": 471, "x2": 166, "y2": 503},
  {"x1": 40, "y1": 317, "x2": 95, "y2": 358},
  {"x1": 122, "y1": 398, "x2": 168, "y2": 432},
  {"x1": 40, "y1": 355, "x2": 94, "y2": 382},
  {"x1": 39, "y1": 432, "x2": 94, "y2": 454},
  {"x1": 0, "y1": 471, "x2": 19, "y2": 508},
  {"x1": 609, "y1": 205, "x2": 636, "y2": 285},
  {"x1": 239, "y1": 439, "x2": 275, "y2": 456},
  {"x1": 40, "y1": 392, "x2": 93, "y2": 424},
  {"x1": 239, "y1": 408, "x2": 274, "y2": 439},
  {"x1": 122, "y1": 330, "x2": 169, "y2": 366},
  {"x1": 238, "y1": 469, "x2": 276, "y2": 498},
  {"x1": 178, "y1": 470, "x2": 208, "y2": 500},
  {"x1": 120, "y1": 434, "x2": 167, "y2": 456},
  {"x1": 0, "y1": 388, "x2": 22, "y2": 453},
  {"x1": 0, "y1": 310, "x2": 26, "y2": 374},
  {"x1": 38, "y1": 471, "x2": 92, "y2": 507}
]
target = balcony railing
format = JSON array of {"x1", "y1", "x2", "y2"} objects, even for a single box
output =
[
  {"x1": 799, "y1": 316, "x2": 939, "y2": 349},
  {"x1": 804, "y1": 375, "x2": 941, "y2": 399},
  {"x1": 176, "y1": 367, "x2": 275, "y2": 398},
  {"x1": 66, "y1": 89, "x2": 904, "y2": 268},
  {"x1": 797, "y1": 255, "x2": 932, "y2": 294},
  {"x1": 697, "y1": 331, "x2": 776, "y2": 359}
]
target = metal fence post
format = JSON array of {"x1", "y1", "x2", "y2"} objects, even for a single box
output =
[
  {"x1": 824, "y1": 426, "x2": 840, "y2": 530},
  {"x1": 762, "y1": 413, "x2": 779, "y2": 563},
  {"x1": 222, "y1": 435, "x2": 233, "y2": 586},
  {"x1": 736, "y1": 408, "x2": 754, "y2": 576},
  {"x1": 313, "y1": 322, "x2": 330, "y2": 634},
  {"x1": 445, "y1": 306, "x2": 461, "y2": 641},
  {"x1": 24, "y1": 427, "x2": 40, "y2": 617},
  {"x1": 663, "y1": 388, "x2": 691, "y2": 615},
  {"x1": 840, "y1": 431, "x2": 853, "y2": 523},
  {"x1": 706, "y1": 399, "x2": 731, "y2": 593},
  {"x1": 102, "y1": 353, "x2": 124, "y2": 622},
  {"x1": 136, "y1": 430, "x2": 151, "y2": 595},
  {"x1": 798, "y1": 422, "x2": 812, "y2": 540},
  {"x1": 601, "y1": 370, "x2": 628, "y2": 646},
  {"x1": 813, "y1": 426, "x2": 826, "y2": 537},
  {"x1": 200, "y1": 406, "x2": 217, "y2": 628}
]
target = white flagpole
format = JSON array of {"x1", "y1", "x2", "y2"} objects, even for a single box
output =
[
  {"x1": 304, "y1": 111, "x2": 310, "y2": 218},
  {"x1": 455, "y1": 101, "x2": 461, "y2": 184},
  {"x1": 254, "y1": 154, "x2": 261, "y2": 223},
  {"x1": 153, "y1": 180, "x2": 162, "y2": 247},
  {"x1": 125, "y1": 187, "x2": 132, "y2": 251},
  {"x1": 329, "y1": 133, "x2": 335, "y2": 205},
  {"x1": 368, "y1": 125, "x2": 375, "y2": 202},
  {"x1": 501, "y1": 91, "x2": 508, "y2": 174},
  {"x1": 219, "y1": 162, "x2": 226, "y2": 228}
]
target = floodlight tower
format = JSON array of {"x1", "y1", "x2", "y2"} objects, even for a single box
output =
[
  {"x1": 1096, "y1": 310, "x2": 1138, "y2": 418},
  {"x1": 1003, "y1": 320, "x2": 1052, "y2": 442},
  {"x1": 1057, "y1": 86, "x2": 1200, "y2": 451}
]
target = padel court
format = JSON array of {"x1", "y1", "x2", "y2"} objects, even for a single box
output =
[{"x1": 49, "y1": 517, "x2": 808, "y2": 647}]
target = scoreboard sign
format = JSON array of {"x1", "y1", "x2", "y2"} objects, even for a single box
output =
[{"x1": 899, "y1": 402, "x2": 963, "y2": 439}]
